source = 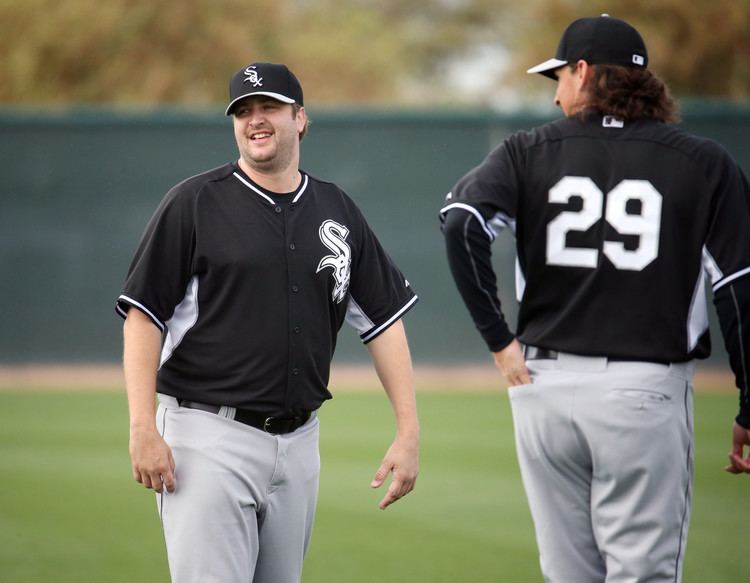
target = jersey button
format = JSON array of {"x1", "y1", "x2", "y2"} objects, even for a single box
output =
[
  {"x1": 293, "y1": 326, "x2": 301, "y2": 334},
  {"x1": 292, "y1": 368, "x2": 299, "y2": 376},
  {"x1": 274, "y1": 206, "x2": 282, "y2": 214},
  {"x1": 289, "y1": 243, "x2": 296, "y2": 251},
  {"x1": 291, "y1": 285, "x2": 299, "y2": 293}
]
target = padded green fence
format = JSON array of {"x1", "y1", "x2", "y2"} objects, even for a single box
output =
[{"x1": 2, "y1": 103, "x2": 749, "y2": 365}]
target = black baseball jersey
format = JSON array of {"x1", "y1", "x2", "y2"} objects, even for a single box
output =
[
  {"x1": 441, "y1": 113, "x2": 750, "y2": 363},
  {"x1": 117, "y1": 163, "x2": 417, "y2": 415}
]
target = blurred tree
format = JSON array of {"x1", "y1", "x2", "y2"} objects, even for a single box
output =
[
  {"x1": 0, "y1": 0, "x2": 512, "y2": 106},
  {"x1": 0, "y1": 0, "x2": 747, "y2": 106},
  {"x1": 509, "y1": 0, "x2": 750, "y2": 100}
]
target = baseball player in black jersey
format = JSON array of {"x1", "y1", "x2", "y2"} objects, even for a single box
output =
[
  {"x1": 117, "y1": 62, "x2": 419, "y2": 583},
  {"x1": 441, "y1": 15, "x2": 750, "y2": 583}
]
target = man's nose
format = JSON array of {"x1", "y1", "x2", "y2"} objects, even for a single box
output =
[{"x1": 246, "y1": 108, "x2": 266, "y2": 125}]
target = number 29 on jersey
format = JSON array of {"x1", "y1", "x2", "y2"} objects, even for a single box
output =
[{"x1": 546, "y1": 176, "x2": 663, "y2": 271}]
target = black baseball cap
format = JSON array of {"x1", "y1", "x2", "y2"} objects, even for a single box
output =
[
  {"x1": 527, "y1": 14, "x2": 648, "y2": 79},
  {"x1": 225, "y1": 62, "x2": 304, "y2": 116}
]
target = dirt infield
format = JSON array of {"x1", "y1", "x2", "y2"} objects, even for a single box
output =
[{"x1": 0, "y1": 363, "x2": 736, "y2": 393}]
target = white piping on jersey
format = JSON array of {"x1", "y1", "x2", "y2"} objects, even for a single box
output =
[
  {"x1": 160, "y1": 276, "x2": 200, "y2": 367},
  {"x1": 233, "y1": 171, "x2": 309, "y2": 205},
  {"x1": 440, "y1": 202, "x2": 516, "y2": 241},
  {"x1": 686, "y1": 267, "x2": 709, "y2": 352},
  {"x1": 360, "y1": 295, "x2": 419, "y2": 344},
  {"x1": 233, "y1": 172, "x2": 275, "y2": 204},
  {"x1": 703, "y1": 246, "x2": 750, "y2": 291},
  {"x1": 445, "y1": 203, "x2": 522, "y2": 305},
  {"x1": 291, "y1": 174, "x2": 309, "y2": 203},
  {"x1": 117, "y1": 295, "x2": 165, "y2": 332},
  {"x1": 729, "y1": 285, "x2": 749, "y2": 403},
  {"x1": 715, "y1": 266, "x2": 750, "y2": 292},
  {"x1": 460, "y1": 213, "x2": 505, "y2": 320}
]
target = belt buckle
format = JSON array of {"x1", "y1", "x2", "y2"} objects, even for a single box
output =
[{"x1": 263, "y1": 417, "x2": 275, "y2": 432}]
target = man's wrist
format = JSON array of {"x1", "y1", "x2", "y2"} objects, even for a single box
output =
[
  {"x1": 129, "y1": 417, "x2": 158, "y2": 433},
  {"x1": 395, "y1": 427, "x2": 420, "y2": 442},
  {"x1": 735, "y1": 412, "x2": 750, "y2": 430}
]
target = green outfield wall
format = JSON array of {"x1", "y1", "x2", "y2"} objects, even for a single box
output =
[{"x1": 2, "y1": 103, "x2": 749, "y2": 366}]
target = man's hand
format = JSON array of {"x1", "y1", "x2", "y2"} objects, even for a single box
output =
[
  {"x1": 365, "y1": 320, "x2": 419, "y2": 510},
  {"x1": 129, "y1": 426, "x2": 176, "y2": 493},
  {"x1": 370, "y1": 435, "x2": 419, "y2": 510},
  {"x1": 492, "y1": 339, "x2": 531, "y2": 387},
  {"x1": 725, "y1": 421, "x2": 750, "y2": 474}
]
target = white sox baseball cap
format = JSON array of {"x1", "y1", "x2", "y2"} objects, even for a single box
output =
[
  {"x1": 225, "y1": 62, "x2": 304, "y2": 116},
  {"x1": 527, "y1": 14, "x2": 648, "y2": 79}
]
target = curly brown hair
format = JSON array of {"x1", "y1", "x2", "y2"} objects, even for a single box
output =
[{"x1": 581, "y1": 64, "x2": 680, "y2": 124}]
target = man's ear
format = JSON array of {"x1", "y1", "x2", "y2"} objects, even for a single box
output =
[
  {"x1": 295, "y1": 106, "x2": 307, "y2": 134},
  {"x1": 575, "y1": 60, "x2": 592, "y2": 89}
]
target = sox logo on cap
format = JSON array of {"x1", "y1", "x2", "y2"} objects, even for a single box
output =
[{"x1": 243, "y1": 66, "x2": 263, "y2": 87}]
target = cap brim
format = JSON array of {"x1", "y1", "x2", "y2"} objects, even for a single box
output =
[
  {"x1": 526, "y1": 58, "x2": 568, "y2": 79},
  {"x1": 225, "y1": 91, "x2": 296, "y2": 116}
]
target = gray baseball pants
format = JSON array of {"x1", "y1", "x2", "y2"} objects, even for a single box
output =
[
  {"x1": 508, "y1": 354, "x2": 694, "y2": 583},
  {"x1": 156, "y1": 394, "x2": 320, "y2": 583}
]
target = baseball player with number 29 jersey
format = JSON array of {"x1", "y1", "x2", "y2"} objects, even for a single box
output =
[
  {"x1": 441, "y1": 15, "x2": 750, "y2": 583},
  {"x1": 118, "y1": 62, "x2": 419, "y2": 583}
]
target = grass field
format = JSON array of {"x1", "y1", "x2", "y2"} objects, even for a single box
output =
[{"x1": 0, "y1": 387, "x2": 745, "y2": 582}]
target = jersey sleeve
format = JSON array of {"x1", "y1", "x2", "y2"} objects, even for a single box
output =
[
  {"x1": 344, "y1": 211, "x2": 418, "y2": 344},
  {"x1": 438, "y1": 134, "x2": 525, "y2": 352},
  {"x1": 701, "y1": 142, "x2": 750, "y2": 291},
  {"x1": 442, "y1": 207, "x2": 515, "y2": 351},
  {"x1": 714, "y1": 276, "x2": 750, "y2": 428},
  {"x1": 700, "y1": 143, "x2": 750, "y2": 427},
  {"x1": 115, "y1": 184, "x2": 197, "y2": 330},
  {"x1": 439, "y1": 134, "x2": 524, "y2": 236}
]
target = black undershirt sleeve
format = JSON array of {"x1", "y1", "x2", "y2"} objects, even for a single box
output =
[
  {"x1": 714, "y1": 274, "x2": 750, "y2": 429},
  {"x1": 442, "y1": 208, "x2": 515, "y2": 352}
]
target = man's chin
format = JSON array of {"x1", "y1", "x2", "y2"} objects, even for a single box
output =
[{"x1": 244, "y1": 157, "x2": 287, "y2": 176}]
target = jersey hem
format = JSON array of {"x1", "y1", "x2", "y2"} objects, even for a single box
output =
[
  {"x1": 440, "y1": 202, "x2": 497, "y2": 241},
  {"x1": 713, "y1": 266, "x2": 750, "y2": 292},
  {"x1": 361, "y1": 295, "x2": 419, "y2": 344},
  {"x1": 116, "y1": 295, "x2": 166, "y2": 332}
]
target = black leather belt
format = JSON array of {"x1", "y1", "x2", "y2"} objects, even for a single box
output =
[
  {"x1": 523, "y1": 346, "x2": 558, "y2": 360},
  {"x1": 523, "y1": 345, "x2": 670, "y2": 365},
  {"x1": 178, "y1": 399, "x2": 311, "y2": 434}
]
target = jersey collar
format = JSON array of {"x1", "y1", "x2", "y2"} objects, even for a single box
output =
[{"x1": 232, "y1": 165, "x2": 309, "y2": 205}]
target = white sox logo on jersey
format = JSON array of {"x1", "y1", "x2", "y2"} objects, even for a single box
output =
[
  {"x1": 316, "y1": 220, "x2": 351, "y2": 304},
  {"x1": 243, "y1": 66, "x2": 263, "y2": 87}
]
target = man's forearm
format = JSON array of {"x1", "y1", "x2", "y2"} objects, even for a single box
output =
[
  {"x1": 123, "y1": 308, "x2": 163, "y2": 430},
  {"x1": 366, "y1": 320, "x2": 419, "y2": 438},
  {"x1": 366, "y1": 319, "x2": 419, "y2": 509}
]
